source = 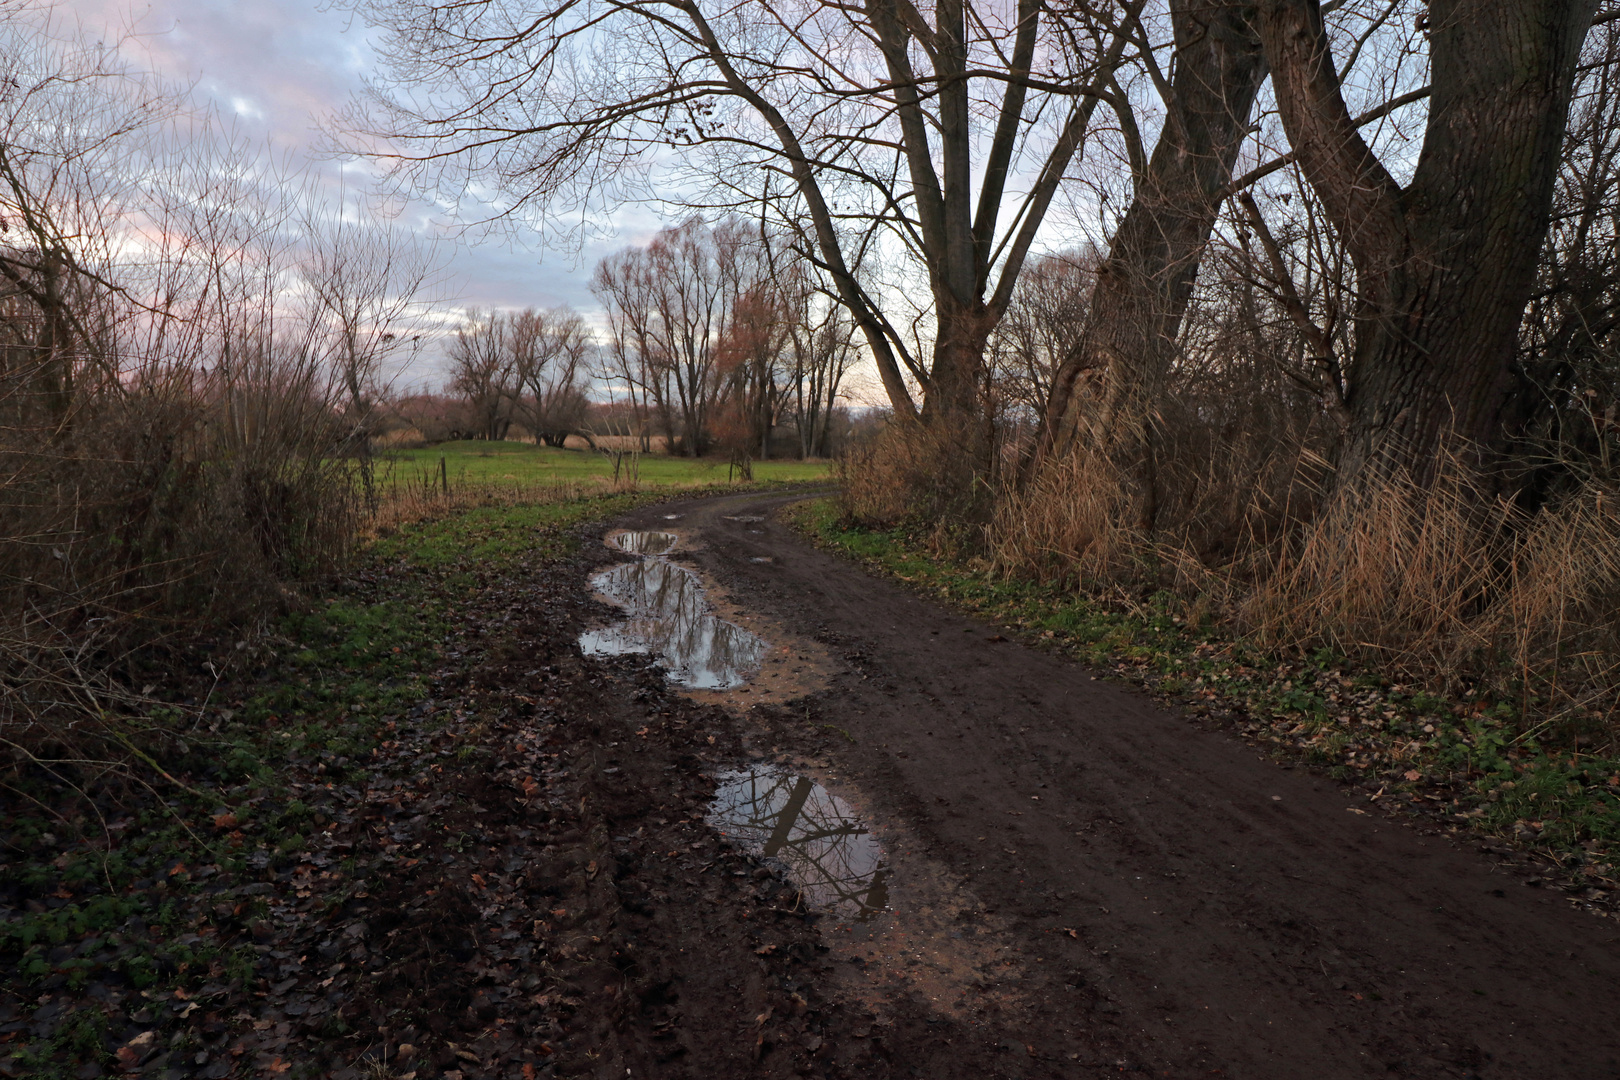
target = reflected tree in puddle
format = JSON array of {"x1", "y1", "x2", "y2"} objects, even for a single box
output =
[
  {"x1": 708, "y1": 766, "x2": 889, "y2": 920},
  {"x1": 580, "y1": 539, "x2": 767, "y2": 689},
  {"x1": 609, "y1": 530, "x2": 678, "y2": 555}
]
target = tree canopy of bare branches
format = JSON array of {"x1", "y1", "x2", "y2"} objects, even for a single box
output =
[{"x1": 337, "y1": 0, "x2": 1140, "y2": 435}]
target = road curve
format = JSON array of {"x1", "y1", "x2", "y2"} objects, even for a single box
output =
[{"x1": 613, "y1": 489, "x2": 1620, "y2": 1080}]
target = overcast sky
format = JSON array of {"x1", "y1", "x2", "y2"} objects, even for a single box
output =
[{"x1": 69, "y1": 0, "x2": 671, "y2": 390}]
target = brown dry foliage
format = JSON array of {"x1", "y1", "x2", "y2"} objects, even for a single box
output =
[
  {"x1": 1244, "y1": 461, "x2": 1620, "y2": 730},
  {"x1": 837, "y1": 419, "x2": 998, "y2": 536},
  {"x1": 844, "y1": 415, "x2": 1620, "y2": 739},
  {"x1": 0, "y1": 353, "x2": 364, "y2": 765}
]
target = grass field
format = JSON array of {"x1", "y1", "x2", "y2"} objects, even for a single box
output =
[{"x1": 378, "y1": 440, "x2": 833, "y2": 491}]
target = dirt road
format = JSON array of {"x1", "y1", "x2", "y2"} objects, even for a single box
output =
[{"x1": 610, "y1": 489, "x2": 1620, "y2": 1079}]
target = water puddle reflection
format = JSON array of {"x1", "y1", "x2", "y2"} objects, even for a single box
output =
[
  {"x1": 581, "y1": 540, "x2": 767, "y2": 689},
  {"x1": 608, "y1": 530, "x2": 678, "y2": 555},
  {"x1": 708, "y1": 765, "x2": 889, "y2": 920}
]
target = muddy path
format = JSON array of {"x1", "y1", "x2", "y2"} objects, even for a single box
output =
[{"x1": 607, "y1": 490, "x2": 1620, "y2": 1079}]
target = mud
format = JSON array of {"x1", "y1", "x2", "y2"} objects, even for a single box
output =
[{"x1": 597, "y1": 490, "x2": 1620, "y2": 1080}]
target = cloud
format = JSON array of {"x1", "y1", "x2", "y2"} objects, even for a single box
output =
[
  {"x1": 65, "y1": 0, "x2": 657, "y2": 386},
  {"x1": 62, "y1": 1, "x2": 883, "y2": 404}
]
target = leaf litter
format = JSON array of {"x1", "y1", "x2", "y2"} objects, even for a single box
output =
[{"x1": 1, "y1": 500, "x2": 1083, "y2": 1080}]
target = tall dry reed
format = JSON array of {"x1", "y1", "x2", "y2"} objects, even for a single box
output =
[
  {"x1": 847, "y1": 411, "x2": 1620, "y2": 741},
  {"x1": 1245, "y1": 463, "x2": 1620, "y2": 732},
  {"x1": 992, "y1": 440, "x2": 1620, "y2": 738},
  {"x1": 837, "y1": 420, "x2": 996, "y2": 534}
]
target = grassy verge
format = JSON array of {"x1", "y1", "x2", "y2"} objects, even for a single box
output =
[
  {"x1": 0, "y1": 477, "x2": 744, "y2": 1077},
  {"x1": 377, "y1": 440, "x2": 832, "y2": 492},
  {"x1": 787, "y1": 498, "x2": 1620, "y2": 913}
]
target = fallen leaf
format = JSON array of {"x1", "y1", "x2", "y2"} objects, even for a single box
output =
[
  {"x1": 265, "y1": 1057, "x2": 291, "y2": 1073},
  {"x1": 213, "y1": 812, "x2": 238, "y2": 830},
  {"x1": 1404, "y1": 770, "x2": 1422, "y2": 782},
  {"x1": 754, "y1": 943, "x2": 778, "y2": 955},
  {"x1": 586, "y1": 860, "x2": 599, "y2": 878}
]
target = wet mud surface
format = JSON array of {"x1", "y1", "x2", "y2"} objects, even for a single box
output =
[{"x1": 597, "y1": 490, "x2": 1620, "y2": 1080}]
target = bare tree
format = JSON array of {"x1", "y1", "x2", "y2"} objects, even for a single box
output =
[
  {"x1": 0, "y1": 9, "x2": 174, "y2": 436},
  {"x1": 446, "y1": 307, "x2": 515, "y2": 440},
  {"x1": 509, "y1": 305, "x2": 593, "y2": 447},
  {"x1": 1030, "y1": 0, "x2": 1271, "y2": 528},
  {"x1": 1512, "y1": 14, "x2": 1620, "y2": 497},
  {"x1": 785, "y1": 293, "x2": 859, "y2": 460},
  {"x1": 715, "y1": 283, "x2": 792, "y2": 460},
  {"x1": 1255, "y1": 0, "x2": 1596, "y2": 488},
  {"x1": 989, "y1": 249, "x2": 1096, "y2": 426},
  {"x1": 591, "y1": 233, "x2": 682, "y2": 454},
  {"x1": 590, "y1": 266, "x2": 662, "y2": 453},
  {"x1": 299, "y1": 201, "x2": 442, "y2": 503},
  {"x1": 591, "y1": 217, "x2": 765, "y2": 456},
  {"x1": 335, "y1": 0, "x2": 1143, "y2": 442}
]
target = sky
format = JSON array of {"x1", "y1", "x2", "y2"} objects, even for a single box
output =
[{"x1": 65, "y1": 0, "x2": 670, "y2": 389}]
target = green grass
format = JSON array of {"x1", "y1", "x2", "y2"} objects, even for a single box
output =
[
  {"x1": 788, "y1": 497, "x2": 1620, "y2": 886},
  {"x1": 378, "y1": 440, "x2": 832, "y2": 491},
  {"x1": 0, "y1": 487, "x2": 673, "y2": 1078},
  {"x1": 370, "y1": 493, "x2": 646, "y2": 568}
]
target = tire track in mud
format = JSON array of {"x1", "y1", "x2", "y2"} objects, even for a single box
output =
[{"x1": 608, "y1": 489, "x2": 1620, "y2": 1080}]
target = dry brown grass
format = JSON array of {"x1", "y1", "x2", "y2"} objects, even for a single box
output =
[
  {"x1": 846, "y1": 417, "x2": 1620, "y2": 740},
  {"x1": 1244, "y1": 463, "x2": 1620, "y2": 732},
  {"x1": 838, "y1": 420, "x2": 996, "y2": 534}
]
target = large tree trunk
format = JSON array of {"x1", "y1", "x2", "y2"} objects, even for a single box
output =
[
  {"x1": 1257, "y1": 0, "x2": 1595, "y2": 489},
  {"x1": 1040, "y1": 0, "x2": 1269, "y2": 519}
]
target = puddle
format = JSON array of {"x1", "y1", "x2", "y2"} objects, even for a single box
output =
[
  {"x1": 581, "y1": 551, "x2": 767, "y2": 689},
  {"x1": 608, "y1": 530, "x2": 677, "y2": 555},
  {"x1": 708, "y1": 765, "x2": 889, "y2": 920},
  {"x1": 723, "y1": 514, "x2": 765, "y2": 523}
]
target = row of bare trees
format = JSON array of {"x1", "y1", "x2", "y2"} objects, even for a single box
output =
[
  {"x1": 592, "y1": 216, "x2": 858, "y2": 458},
  {"x1": 405, "y1": 218, "x2": 852, "y2": 458},
  {"x1": 442, "y1": 305, "x2": 594, "y2": 444},
  {"x1": 340, "y1": 0, "x2": 1613, "y2": 495}
]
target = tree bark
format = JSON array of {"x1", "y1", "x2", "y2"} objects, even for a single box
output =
[
  {"x1": 1257, "y1": 0, "x2": 1595, "y2": 488},
  {"x1": 1040, "y1": 0, "x2": 1269, "y2": 519}
]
